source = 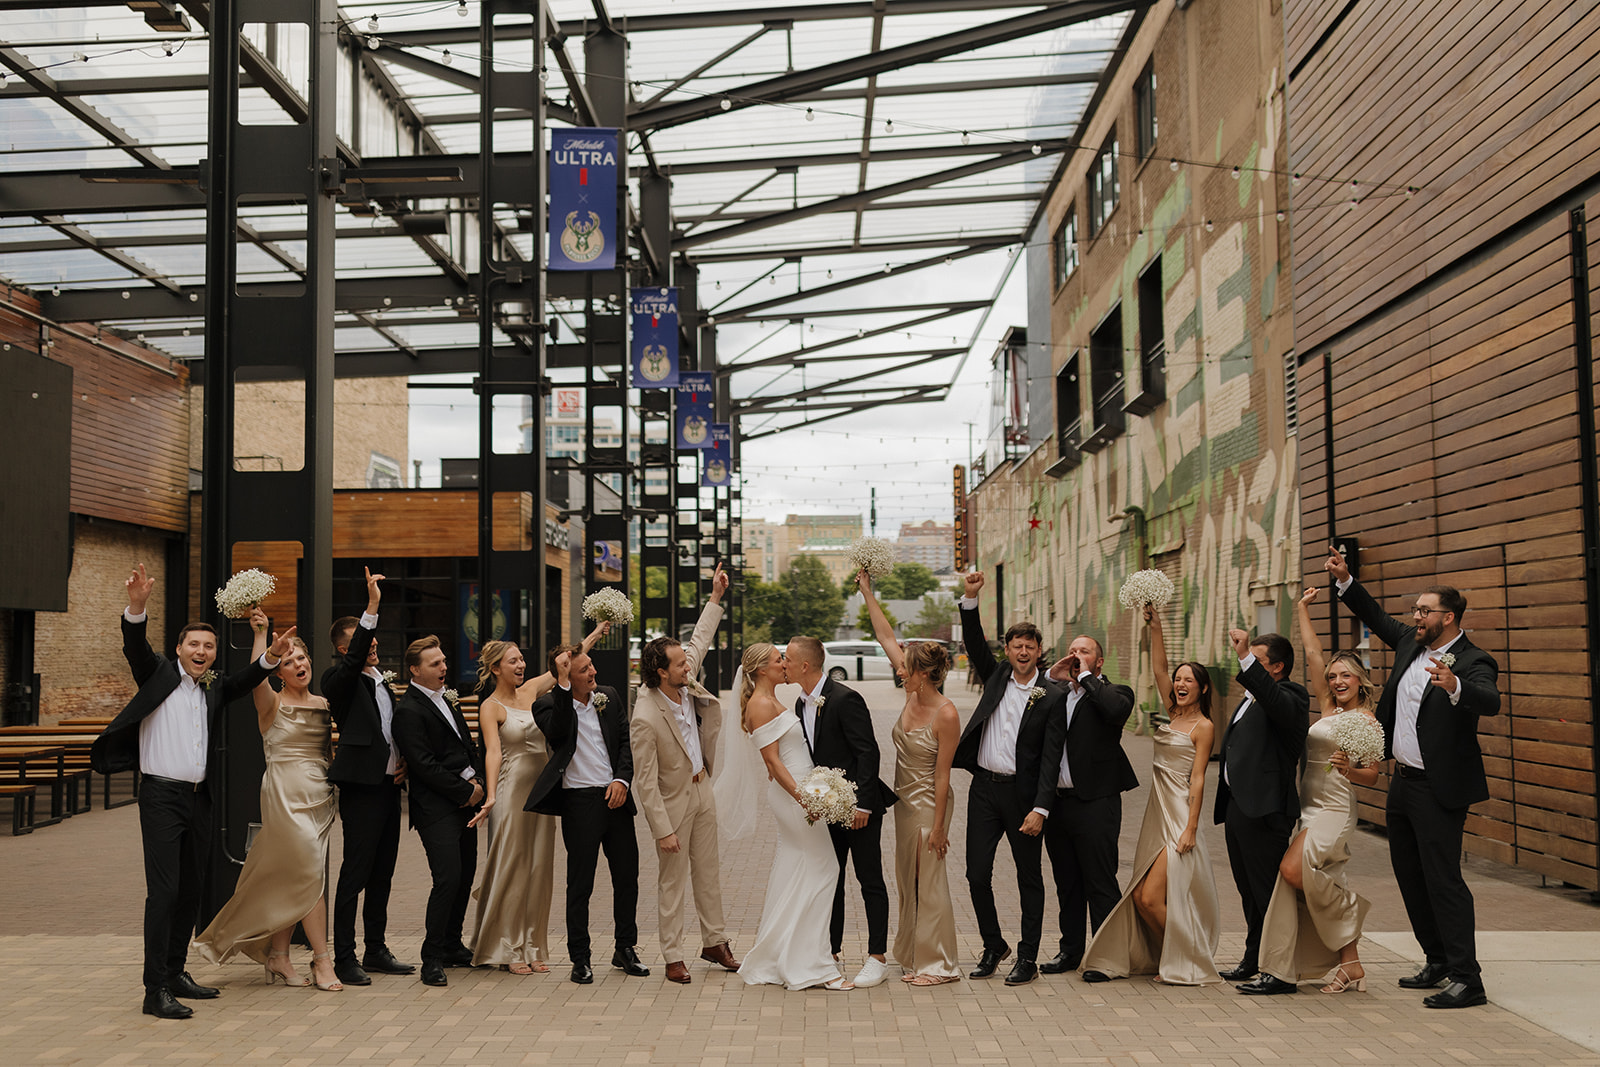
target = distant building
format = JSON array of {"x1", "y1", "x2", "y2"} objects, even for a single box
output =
[
  {"x1": 792, "y1": 537, "x2": 856, "y2": 587},
  {"x1": 896, "y1": 519, "x2": 954, "y2": 573},
  {"x1": 742, "y1": 521, "x2": 781, "y2": 582}
]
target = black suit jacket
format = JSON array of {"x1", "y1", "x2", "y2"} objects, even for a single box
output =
[
  {"x1": 390, "y1": 685, "x2": 484, "y2": 829},
  {"x1": 1339, "y1": 579, "x2": 1501, "y2": 808},
  {"x1": 953, "y1": 604, "x2": 1066, "y2": 812},
  {"x1": 794, "y1": 677, "x2": 898, "y2": 815},
  {"x1": 1039, "y1": 673, "x2": 1139, "y2": 800},
  {"x1": 1213, "y1": 659, "x2": 1310, "y2": 823},
  {"x1": 322, "y1": 620, "x2": 395, "y2": 786},
  {"x1": 90, "y1": 615, "x2": 271, "y2": 779},
  {"x1": 525, "y1": 684, "x2": 636, "y2": 817}
]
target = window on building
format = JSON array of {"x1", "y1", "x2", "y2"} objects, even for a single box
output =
[
  {"x1": 1054, "y1": 353, "x2": 1082, "y2": 470},
  {"x1": 1126, "y1": 256, "x2": 1166, "y2": 415},
  {"x1": 1135, "y1": 63, "x2": 1157, "y2": 158},
  {"x1": 1082, "y1": 306, "x2": 1125, "y2": 452},
  {"x1": 1088, "y1": 132, "x2": 1119, "y2": 235},
  {"x1": 1054, "y1": 209, "x2": 1078, "y2": 287}
]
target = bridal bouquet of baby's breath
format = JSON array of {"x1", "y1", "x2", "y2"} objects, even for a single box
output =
[
  {"x1": 847, "y1": 536, "x2": 896, "y2": 581},
  {"x1": 582, "y1": 587, "x2": 634, "y2": 625},
  {"x1": 1118, "y1": 568, "x2": 1175, "y2": 609},
  {"x1": 797, "y1": 767, "x2": 858, "y2": 827},
  {"x1": 1328, "y1": 711, "x2": 1385, "y2": 771},
  {"x1": 215, "y1": 568, "x2": 276, "y2": 619}
]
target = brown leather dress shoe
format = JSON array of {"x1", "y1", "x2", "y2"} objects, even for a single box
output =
[
  {"x1": 665, "y1": 961, "x2": 691, "y2": 984},
  {"x1": 700, "y1": 943, "x2": 741, "y2": 972}
]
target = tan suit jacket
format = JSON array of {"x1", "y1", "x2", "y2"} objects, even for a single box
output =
[{"x1": 631, "y1": 600, "x2": 724, "y2": 842}]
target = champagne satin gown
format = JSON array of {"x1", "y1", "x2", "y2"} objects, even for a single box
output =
[
  {"x1": 194, "y1": 703, "x2": 335, "y2": 965},
  {"x1": 890, "y1": 718, "x2": 961, "y2": 980},
  {"x1": 470, "y1": 697, "x2": 559, "y2": 968},
  {"x1": 1080, "y1": 722, "x2": 1222, "y2": 985},
  {"x1": 1258, "y1": 714, "x2": 1372, "y2": 982}
]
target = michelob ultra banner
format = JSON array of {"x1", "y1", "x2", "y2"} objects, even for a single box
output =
[
  {"x1": 676, "y1": 372, "x2": 714, "y2": 449},
  {"x1": 630, "y1": 287, "x2": 679, "y2": 388},
  {"x1": 702, "y1": 423, "x2": 732, "y2": 487},
  {"x1": 549, "y1": 127, "x2": 618, "y2": 271}
]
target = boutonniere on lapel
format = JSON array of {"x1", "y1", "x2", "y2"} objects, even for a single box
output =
[
  {"x1": 198, "y1": 669, "x2": 219, "y2": 690},
  {"x1": 593, "y1": 692, "x2": 609, "y2": 712},
  {"x1": 814, "y1": 695, "x2": 827, "y2": 719},
  {"x1": 1433, "y1": 653, "x2": 1456, "y2": 669},
  {"x1": 1026, "y1": 686, "x2": 1046, "y2": 709},
  {"x1": 443, "y1": 688, "x2": 461, "y2": 709},
  {"x1": 381, "y1": 670, "x2": 397, "y2": 685}
]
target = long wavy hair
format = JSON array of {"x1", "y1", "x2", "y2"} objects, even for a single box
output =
[
  {"x1": 1169, "y1": 661, "x2": 1214, "y2": 720},
  {"x1": 739, "y1": 643, "x2": 776, "y2": 734},
  {"x1": 476, "y1": 640, "x2": 517, "y2": 694},
  {"x1": 1326, "y1": 651, "x2": 1377, "y2": 715}
]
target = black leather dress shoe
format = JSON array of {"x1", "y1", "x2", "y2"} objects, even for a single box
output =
[
  {"x1": 1238, "y1": 974, "x2": 1298, "y2": 995},
  {"x1": 420, "y1": 962, "x2": 448, "y2": 987},
  {"x1": 571, "y1": 960, "x2": 594, "y2": 984},
  {"x1": 611, "y1": 946, "x2": 650, "y2": 977},
  {"x1": 1039, "y1": 951, "x2": 1081, "y2": 975},
  {"x1": 363, "y1": 947, "x2": 416, "y2": 975},
  {"x1": 1082, "y1": 970, "x2": 1112, "y2": 983},
  {"x1": 443, "y1": 946, "x2": 476, "y2": 968},
  {"x1": 142, "y1": 988, "x2": 194, "y2": 1019},
  {"x1": 969, "y1": 946, "x2": 1011, "y2": 979},
  {"x1": 1424, "y1": 981, "x2": 1487, "y2": 1009},
  {"x1": 1398, "y1": 961, "x2": 1450, "y2": 989},
  {"x1": 1218, "y1": 962, "x2": 1258, "y2": 982},
  {"x1": 1003, "y1": 958, "x2": 1039, "y2": 986},
  {"x1": 334, "y1": 959, "x2": 372, "y2": 987},
  {"x1": 167, "y1": 971, "x2": 220, "y2": 999}
]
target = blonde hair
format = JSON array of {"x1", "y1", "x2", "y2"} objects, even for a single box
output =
[
  {"x1": 739, "y1": 643, "x2": 775, "y2": 733},
  {"x1": 477, "y1": 640, "x2": 518, "y2": 692},
  {"x1": 903, "y1": 641, "x2": 949, "y2": 688},
  {"x1": 1326, "y1": 651, "x2": 1377, "y2": 715}
]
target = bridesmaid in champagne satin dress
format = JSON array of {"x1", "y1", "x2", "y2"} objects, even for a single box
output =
[{"x1": 194, "y1": 611, "x2": 340, "y2": 990}]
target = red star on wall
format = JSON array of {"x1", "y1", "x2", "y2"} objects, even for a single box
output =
[{"x1": 1028, "y1": 516, "x2": 1042, "y2": 529}]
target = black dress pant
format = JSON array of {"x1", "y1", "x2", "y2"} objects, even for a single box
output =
[
  {"x1": 1387, "y1": 771, "x2": 1481, "y2": 983},
  {"x1": 415, "y1": 808, "x2": 476, "y2": 964},
  {"x1": 964, "y1": 772, "x2": 1045, "y2": 961},
  {"x1": 560, "y1": 787, "x2": 639, "y2": 962},
  {"x1": 138, "y1": 775, "x2": 212, "y2": 993},
  {"x1": 332, "y1": 779, "x2": 402, "y2": 962},
  {"x1": 827, "y1": 813, "x2": 890, "y2": 956},
  {"x1": 1043, "y1": 790, "x2": 1122, "y2": 960},
  {"x1": 1223, "y1": 796, "x2": 1292, "y2": 971}
]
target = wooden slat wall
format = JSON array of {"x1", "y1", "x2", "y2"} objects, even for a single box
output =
[{"x1": 1283, "y1": 0, "x2": 1347, "y2": 76}]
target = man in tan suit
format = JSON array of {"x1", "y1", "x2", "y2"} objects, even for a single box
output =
[{"x1": 631, "y1": 562, "x2": 741, "y2": 984}]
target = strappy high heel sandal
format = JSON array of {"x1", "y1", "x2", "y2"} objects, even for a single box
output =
[
  {"x1": 310, "y1": 950, "x2": 343, "y2": 991},
  {"x1": 265, "y1": 950, "x2": 311, "y2": 987},
  {"x1": 1320, "y1": 964, "x2": 1366, "y2": 994}
]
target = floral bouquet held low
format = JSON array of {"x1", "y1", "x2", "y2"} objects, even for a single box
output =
[
  {"x1": 797, "y1": 767, "x2": 858, "y2": 827},
  {"x1": 215, "y1": 568, "x2": 276, "y2": 619},
  {"x1": 1328, "y1": 712, "x2": 1385, "y2": 773}
]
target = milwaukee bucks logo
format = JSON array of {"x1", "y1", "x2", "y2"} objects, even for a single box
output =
[
  {"x1": 639, "y1": 343, "x2": 671, "y2": 382},
  {"x1": 682, "y1": 414, "x2": 708, "y2": 445},
  {"x1": 560, "y1": 210, "x2": 604, "y2": 263}
]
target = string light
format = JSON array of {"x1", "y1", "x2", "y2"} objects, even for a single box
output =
[
  {"x1": 885, "y1": 119, "x2": 894, "y2": 132},
  {"x1": 805, "y1": 108, "x2": 815, "y2": 121},
  {"x1": 367, "y1": 13, "x2": 379, "y2": 31},
  {"x1": 1031, "y1": 144, "x2": 1042, "y2": 155},
  {"x1": 457, "y1": 0, "x2": 469, "y2": 15},
  {"x1": 719, "y1": 97, "x2": 732, "y2": 111}
]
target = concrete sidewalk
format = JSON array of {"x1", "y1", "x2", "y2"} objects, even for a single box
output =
[{"x1": 2, "y1": 679, "x2": 1597, "y2": 1065}]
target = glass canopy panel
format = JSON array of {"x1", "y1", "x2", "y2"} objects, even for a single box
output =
[{"x1": 0, "y1": 248, "x2": 139, "y2": 286}]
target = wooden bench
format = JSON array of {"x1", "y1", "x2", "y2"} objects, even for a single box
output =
[
  {"x1": 0, "y1": 726, "x2": 115, "y2": 812},
  {"x1": 0, "y1": 783, "x2": 36, "y2": 834}
]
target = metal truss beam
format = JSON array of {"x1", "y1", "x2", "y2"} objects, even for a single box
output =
[
  {"x1": 738, "y1": 300, "x2": 988, "y2": 322},
  {"x1": 676, "y1": 190, "x2": 1033, "y2": 225},
  {"x1": 713, "y1": 243, "x2": 1004, "y2": 319},
  {"x1": 655, "y1": 138, "x2": 1061, "y2": 176},
  {"x1": 739, "y1": 386, "x2": 945, "y2": 440},
  {"x1": 720, "y1": 305, "x2": 978, "y2": 375},
  {"x1": 0, "y1": 46, "x2": 169, "y2": 169},
  {"x1": 737, "y1": 356, "x2": 954, "y2": 411},
  {"x1": 690, "y1": 233, "x2": 1018, "y2": 264},
  {"x1": 793, "y1": 345, "x2": 964, "y2": 365}
]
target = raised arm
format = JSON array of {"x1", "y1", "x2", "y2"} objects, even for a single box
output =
[
  {"x1": 467, "y1": 699, "x2": 505, "y2": 828},
  {"x1": 1325, "y1": 544, "x2": 1410, "y2": 650},
  {"x1": 960, "y1": 570, "x2": 999, "y2": 683},
  {"x1": 248, "y1": 607, "x2": 278, "y2": 734},
  {"x1": 1296, "y1": 587, "x2": 1332, "y2": 715},
  {"x1": 121, "y1": 563, "x2": 164, "y2": 685},
  {"x1": 856, "y1": 568, "x2": 905, "y2": 675},
  {"x1": 1144, "y1": 604, "x2": 1173, "y2": 710}
]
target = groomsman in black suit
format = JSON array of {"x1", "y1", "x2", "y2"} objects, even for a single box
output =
[
  {"x1": 1325, "y1": 545, "x2": 1500, "y2": 1009},
  {"x1": 1215, "y1": 628, "x2": 1309, "y2": 993},
  {"x1": 784, "y1": 635, "x2": 899, "y2": 988},
  {"x1": 390, "y1": 636, "x2": 485, "y2": 988},
  {"x1": 323, "y1": 567, "x2": 413, "y2": 987},
  {"x1": 1038, "y1": 635, "x2": 1138, "y2": 974},
  {"x1": 525, "y1": 649, "x2": 647, "y2": 984},
  {"x1": 90, "y1": 564, "x2": 292, "y2": 1019},
  {"x1": 955, "y1": 570, "x2": 1067, "y2": 986}
]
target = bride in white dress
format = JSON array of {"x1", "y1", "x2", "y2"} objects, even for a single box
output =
[{"x1": 727, "y1": 643, "x2": 852, "y2": 991}]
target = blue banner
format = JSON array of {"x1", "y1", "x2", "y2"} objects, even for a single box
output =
[
  {"x1": 548, "y1": 127, "x2": 618, "y2": 271},
  {"x1": 702, "y1": 423, "x2": 732, "y2": 487},
  {"x1": 630, "y1": 287, "x2": 679, "y2": 388},
  {"x1": 676, "y1": 371, "x2": 714, "y2": 449}
]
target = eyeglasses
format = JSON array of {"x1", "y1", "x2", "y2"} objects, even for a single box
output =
[{"x1": 1411, "y1": 606, "x2": 1447, "y2": 618}]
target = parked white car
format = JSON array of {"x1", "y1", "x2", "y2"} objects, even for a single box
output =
[{"x1": 822, "y1": 641, "x2": 897, "y2": 683}]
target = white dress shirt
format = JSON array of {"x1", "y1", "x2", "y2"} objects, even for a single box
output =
[
  {"x1": 360, "y1": 612, "x2": 399, "y2": 775},
  {"x1": 1056, "y1": 672, "x2": 1093, "y2": 789},
  {"x1": 664, "y1": 689, "x2": 704, "y2": 775},
  {"x1": 561, "y1": 686, "x2": 623, "y2": 789},
  {"x1": 1223, "y1": 652, "x2": 1258, "y2": 786},
  {"x1": 799, "y1": 676, "x2": 825, "y2": 751},
  {"x1": 978, "y1": 669, "x2": 1037, "y2": 776},
  {"x1": 416, "y1": 682, "x2": 477, "y2": 782}
]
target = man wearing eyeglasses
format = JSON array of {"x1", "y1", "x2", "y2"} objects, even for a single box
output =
[{"x1": 1323, "y1": 545, "x2": 1500, "y2": 1009}]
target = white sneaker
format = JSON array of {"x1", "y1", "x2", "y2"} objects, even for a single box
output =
[{"x1": 853, "y1": 956, "x2": 891, "y2": 988}]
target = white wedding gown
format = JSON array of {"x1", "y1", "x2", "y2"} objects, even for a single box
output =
[{"x1": 739, "y1": 714, "x2": 845, "y2": 990}]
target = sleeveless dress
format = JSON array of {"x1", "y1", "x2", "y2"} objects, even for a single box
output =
[
  {"x1": 1258, "y1": 713, "x2": 1372, "y2": 981},
  {"x1": 471, "y1": 697, "x2": 559, "y2": 968},
  {"x1": 891, "y1": 716, "x2": 960, "y2": 979},
  {"x1": 194, "y1": 703, "x2": 335, "y2": 965},
  {"x1": 1080, "y1": 722, "x2": 1223, "y2": 985},
  {"x1": 739, "y1": 715, "x2": 846, "y2": 990}
]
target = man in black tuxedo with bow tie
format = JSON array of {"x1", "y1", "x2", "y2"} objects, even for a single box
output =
[
  {"x1": 323, "y1": 567, "x2": 414, "y2": 987},
  {"x1": 390, "y1": 635, "x2": 485, "y2": 988},
  {"x1": 955, "y1": 571, "x2": 1067, "y2": 986},
  {"x1": 1214, "y1": 628, "x2": 1309, "y2": 993},
  {"x1": 525, "y1": 649, "x2": 646, "y2": 984},
  {"x1": 1325, "y1": 545, "x2": 1500, "y2": 1009},
  {"x1": 784, "y1": 635, "x2": 898, "y2": 988},
  {"x1": 1038, "y1": 635, "x2": 1138, "y2": 974},
  {"x1": 90, "y1": 564, "x2": 294, "y2": 1019}
]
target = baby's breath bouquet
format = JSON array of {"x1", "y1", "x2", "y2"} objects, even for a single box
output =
[
  {"x1": 582, "y1": 587, "x2": 634, "y2": 625},
  {"x1": 847, "y1": 537, "x2": 896, "y2": 581},
  {"x1": 1328, "y1": 712, "x2": 1385, "y2": 771},
  {"x1": 1118, "y1": 568, "x2": 1175, "y2": 610},
  {"x1": 797, "y1": 766, "x2": 858, "y2": 827},
  {"x1": 215, "y1": 568, "x2": 276, "y2": 619}
]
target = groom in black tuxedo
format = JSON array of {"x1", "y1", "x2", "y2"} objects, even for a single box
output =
[
  {"x1": 955, "y1": 571, "x2": 1067, "y2": 986},
  {"x1": 90, "y1": 564, "x2": 292, "y2": 1019},
  {"x1": 784, "y1": 636, "x2": 898, "y2": 988},
  {"x1": 1038, "y1": 635, "x2": 1138, "y2": 974},
  {"x1": 1215, "y1": 628, "x2": 1309, "y2": 993},
  {"x1": 1326, "y1": 545, "x2": 1500, "y2": 1009},
  {"x1": 390, "y1": 635, "x2": 484, "y2": 988}
]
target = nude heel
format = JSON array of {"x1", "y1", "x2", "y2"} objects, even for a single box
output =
[
  {"x1": 1320, "y1": 965, "x2": 1366, "y2": 994},
  {"x1": 265, "y1": 950, "x2": 311, "y2": 987},
  {"x1": 311, "y1": 950, "x2": 343, "y2": 992}
]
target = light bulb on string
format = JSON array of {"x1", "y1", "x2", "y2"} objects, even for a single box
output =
[
  {"x1": 73, "y1": 51, "x2": 87, "y2": 62},
  {"x1": 161, "y1": 41, "x2": 175, "y2": 56},
  {"x1": 441, "y1": 49, "x2": 452, "y2": 65},
  {"x1": 1204, "y1": 219, "x2": 1214, "y2": 233},
  {"x1": 1275, "y1": 210, "x2": 1285, "y2": 221},
  {"x1": 961, "y1": 131, "x2": 970, "y2": 145},
  {"x1": 885, "y1": 119, "x2": 894, "y2": 132},
  {"x1": 805, "y1": 107, "x2": 815, "y2": 121},
  {"x1": 367, "y1": 13, "x2": 378, "y2": 31},
  {"x1": 457, "y1": 0, "x2": 468, "y2": 14},
  {"x1": 539, "y1": 67, "x2": 549, "y2": 84},
  {"x1": 367, "y1": 35, "x2": 380, "y2": 49},
  {"x1": 1291, "y1": 173, "x2": 1301, "y2": 186},
  {"x1": 719, "y1": 97, "x2": 732, "y2": 111},
  {"x1": 1031, "y1": 144, "x2": 1041, "y2": 156},
  {"x1": 1170, "y1": 159, "x2": 1179, "y2": 171}
]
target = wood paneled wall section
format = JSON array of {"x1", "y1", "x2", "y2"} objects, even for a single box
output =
[{"x1": 0, "y1": 288, "x2": 190, "y2": 532}]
